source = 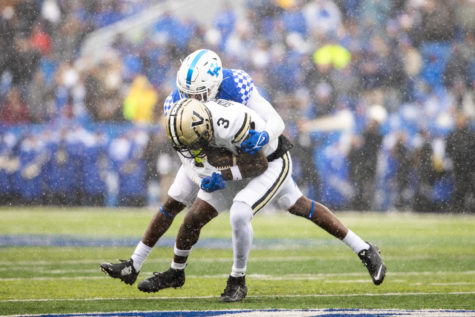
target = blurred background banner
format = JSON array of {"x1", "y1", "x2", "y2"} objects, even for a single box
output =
[{"x1": 0, "y1": 0, "x2": 473, "y2": 212}]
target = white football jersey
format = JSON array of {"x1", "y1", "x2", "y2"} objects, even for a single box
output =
[
  {"x1": 175, "y1": 98, "x2": 280, "y2": 186},
  {"x1": 206, "y1": 99, "x2": 279, "y2": 157}
]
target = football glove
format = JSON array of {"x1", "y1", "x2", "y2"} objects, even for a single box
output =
[
  {"x1": 240, "y1": 130, "x2": 269, "y2": 154},
  {"x1": 201, "y1": 172, "x2": 226, "y2": 192}
]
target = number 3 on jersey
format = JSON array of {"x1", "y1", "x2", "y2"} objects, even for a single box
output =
[{"x1": 217, "y1": 118, "x2": 229, "y2": 128}]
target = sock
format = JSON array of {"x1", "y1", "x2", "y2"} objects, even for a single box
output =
[
  {"x1": 174, "y1": 244, "x2": 192, "y2": 257},
  {"x1": 171, "y1": 244, "x2": 191, "y2": 270},
  {"x1": 230, "y1": 201, "x2": 253, "y2": 276},
  {"x1": 131, "y1": 241, "x2": 152, "y2": 272},
  {"x1": 171, "y1": 261, "x2": 186, "y2": 270},
  {"x1": 342, "y1": 230, "x2": 370, "y2": 254},
  {"x1": 231, "y1": 266, "x2": 246, "y2": 278}
]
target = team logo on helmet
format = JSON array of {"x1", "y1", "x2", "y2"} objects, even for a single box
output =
[
  {"x1": 191, "y1": 110, "x2": 204, "y2": 127},
  {"x1": 166, "y1": 98, "x2": 213, "y2": 158},
  {"x1": 176, "y1": 49, "x2": 223, "y2": 102}
]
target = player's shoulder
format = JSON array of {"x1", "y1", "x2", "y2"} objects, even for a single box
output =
[
  {"x1": 163, "y1": 89, "x2": 181, "y2": 116},
  {"x1": 207, "y1": 99, "x2": 248, "y2": 116},
  {"x1": 217, "y1": 68, "x2": 254, "y2": 105},
  {"x1": 207, "y1": 99, "x2": 251, "y2": 145}
]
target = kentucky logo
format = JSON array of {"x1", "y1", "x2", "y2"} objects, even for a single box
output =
[
  {"x1": 191, "y1": 111, "x2": 204, "y2": 127},
  {"x1": 207, "y1": 63, "x2": 221, "y2": 77}
]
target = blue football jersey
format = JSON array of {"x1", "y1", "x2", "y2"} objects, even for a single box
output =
[{"x1": 163, "y1": 68, "x2": 254, "y2": 116}]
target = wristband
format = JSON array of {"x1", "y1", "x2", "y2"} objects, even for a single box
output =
[{"x1": 229, "y1": 165, "x2": 243, "y2": 180}]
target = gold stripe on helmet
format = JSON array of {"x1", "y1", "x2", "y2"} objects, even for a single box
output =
[{"x1": 165, "y1": 98, "x2": 213, "y2": 158}]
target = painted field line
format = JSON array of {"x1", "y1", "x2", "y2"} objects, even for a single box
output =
[
  {"x1": 2, "y1": 291, "x2": 475, "y2": 303},
  {"x1": 2, "y1": 271, "x2": 475, "y2": 281},
  {"x1": 1, "y1": 276, "x2": 378, "y2": 283},
  {"x1": 5, "y1": 309, "x2": 475, "y2": 317},
  {"x1": 248, "y1": 271, "x2": 475, "y2": 278},
  {"x1": 2, "y1": 276, "x2": 472, "y2": 287},
  {"x1": 1, "y1": 253, "x2": 474, "y2": 267},
  {"x1": 217, "y1": 308, "x2": 475, "y2": 317},
  {"x1": 0, "y1": 256, "x2": 317, "y2": 266}
]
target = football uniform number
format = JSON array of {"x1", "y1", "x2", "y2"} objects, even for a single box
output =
[
  {"x1": 216, "y1": 99, "x2": 232, "y2": 107},
  {"x1": 217, "y1": 118, "x2": 229, "y2": 128}
]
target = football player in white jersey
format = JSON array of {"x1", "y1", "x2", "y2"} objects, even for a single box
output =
[
  {"x1": 101, "y1": 50, "x2": 386, "y2": 299},
  {"x1": 101, "y1": 49, "x2": 285, "y2": 284},
  {"x1": 135, "y1": 98, "x2": 386, "y2": 302}
]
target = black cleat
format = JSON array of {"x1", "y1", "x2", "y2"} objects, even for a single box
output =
[
  {"x1": 220, "y1": 275, "x2": 248, "y2": 302},
  {"x1": 358, "y1": 242, "x2": 386, "y2": 285},
  {"x1": 100, "y1": 259, "x2": 138, "y2": 285},
  {"x1": 137, "y1": 267, "x2": 185, "y2": 293}
]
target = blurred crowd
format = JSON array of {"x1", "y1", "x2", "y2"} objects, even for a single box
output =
[{"x1": 0, "y1": 0, "x2": 474, "y2": 212}]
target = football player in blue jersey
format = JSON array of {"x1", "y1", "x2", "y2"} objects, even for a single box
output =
[
  {"x1": 101, "y1": 49, "x2": 285, "y2": 285},
  {"x1": 101, "y1": 50, "x2": 386, "y2": 298}
]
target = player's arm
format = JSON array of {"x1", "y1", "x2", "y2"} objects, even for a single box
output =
[
  {"x1": 226, "y1": 70, "x2": 284, "y2": 143},
  {"x1": 205, "y1": 148, "x2": 268, "y2": 181},
  {"x1": 163, "y1": 90, "x2": 181, "y2": 116},
  {"x1": 240, "y1": 87, "x2": 285, "y2": 154},
  {"x1": 177, "y1": 152, "x2": 220, "y2": 185},
  {"x1": 247, "y1": 87, "x2": 285, "y2": 142}
]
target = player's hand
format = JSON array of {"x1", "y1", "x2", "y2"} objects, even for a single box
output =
[
  {"x1": 201, "y1": 172, "x2": 226, "y2": 192},
  {"x1": 240, "y1": 130, "x2": 269, "y2": 154}
]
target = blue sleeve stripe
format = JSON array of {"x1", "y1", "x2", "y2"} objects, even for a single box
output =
[
  {"x1": 186, "y1": 49, "x2": 208, "y2": 85},
  {"x1": 307, "y1": 201, "x2": 315, "y2": 219}
]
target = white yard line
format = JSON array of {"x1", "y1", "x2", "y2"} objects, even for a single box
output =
[
  {"x1": 1, "y1": 254, "x2": 473, "y2": 266},
  {"x1": 0, "y1": 267, "x2": 475, "y2": 281},
  {"x1": 217, "y1": 309, "x2": 475, "y2": 317},
  {"x1": 1, "y1": 291, "x2": 475, "y2": 303},
  {"x1": 1, "y1": 271, "x2": 475, "y2": 281}
]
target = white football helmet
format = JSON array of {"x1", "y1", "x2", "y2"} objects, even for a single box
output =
[
  {"x1": 176, "y1": 49, "x2": 223, "y2": 102},
  {"x1": 166, "y1": 98, "x2": 213, "y2": 158}
]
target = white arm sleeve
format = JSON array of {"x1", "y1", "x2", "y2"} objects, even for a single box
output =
[
  {"x1": 179, "y1": 156, "x2": 202, "y2": 186},
  {"x1": 178, "y1": 154, "x2": 218, "y2": 186},
  {"x1": 246, "y1": 87, "x2": 285, "y2": 141}
]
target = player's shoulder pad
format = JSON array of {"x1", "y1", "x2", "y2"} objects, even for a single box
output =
[
  {"x1": 163, "y1": 89, "x2": 181, "y2": 116},
  {"x1": 208, "y1": 100, "x2": 251, "y2": 145},
  {"x1": 217, "y1": 69, "x2": 254, "y2": 105}
]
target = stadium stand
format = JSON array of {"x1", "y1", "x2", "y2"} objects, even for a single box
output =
[{"x1": 0, "y1": 0, "x2": 473, "y2": 212}]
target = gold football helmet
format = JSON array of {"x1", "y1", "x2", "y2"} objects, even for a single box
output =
[{"x1": 166, "y1": 98, "x2": 213, "y2": 158}]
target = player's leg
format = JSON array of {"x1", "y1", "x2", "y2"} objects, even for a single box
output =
[
  {"x1": 100, "y1": 196, "x2": 186, "y2": 285},
  {"x1": 100, "y1": 166, "x2": 198, "y2": 285},
  {"x1": 171, "y1": 198, "x2": 219, "y2": 272},
  {"x1": 288, "y1": 196, "x2": 349, "y2": 239},
  {"x1": 230, "y1": 201, "x2": 253, "y2": 278},
  {"x1": 280, "y1": 179, "x2": 386, "y2": 285},
  {"x1": 219, "y1": 201, "x2": 252, "y2": 302},
  {"x1": 131, "y1": 196, "x2": 186, "y2": 268},
  {"x1": 137, "y1": 190, "x2": 228, "y2": 293},
  {"x1": 222, "y1": 152, "x2": 293, "y2": 302}
]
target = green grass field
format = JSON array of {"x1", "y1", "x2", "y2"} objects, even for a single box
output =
[{"x1": 0, "y1": 207, "x2": 474, "y2": 316}]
